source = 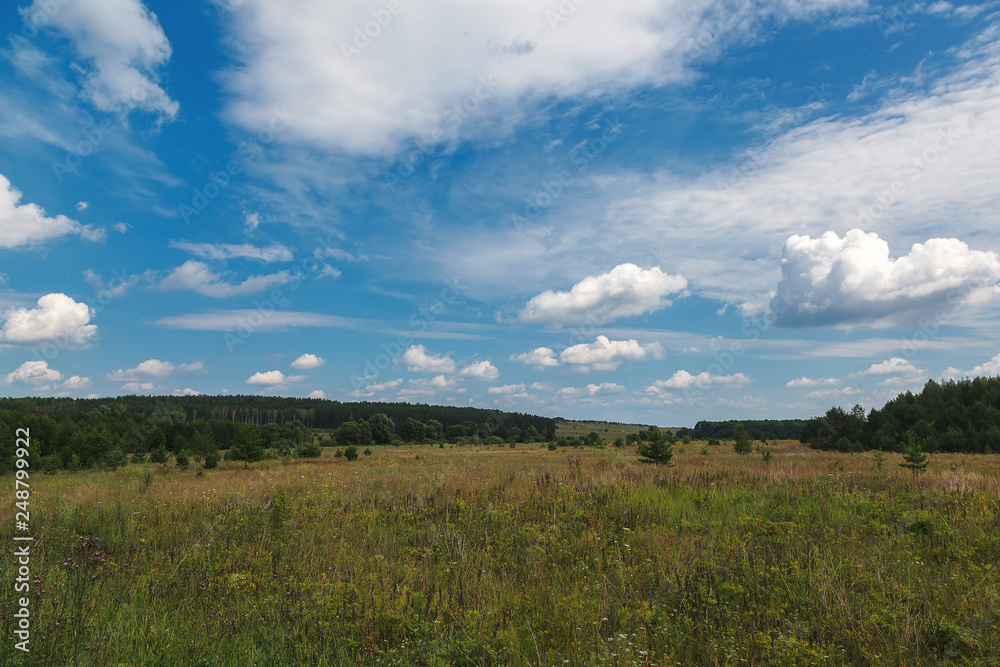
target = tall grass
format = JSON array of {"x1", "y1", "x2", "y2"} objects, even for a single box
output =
[{"x1": 3, "y1": 442, "x2": 999, "y2": 665}]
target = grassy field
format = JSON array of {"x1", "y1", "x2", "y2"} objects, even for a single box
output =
[
  {"x1": 3, "y1": 441, "x2": 1000, "y2": 666},
  {"x1": 554, "y1": 420, "x2": 663, "y2": 440}
]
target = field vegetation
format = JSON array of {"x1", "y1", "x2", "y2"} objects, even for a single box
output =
[{"x1": 4, "y1": 440, "x2": 1000, "y2": 665}]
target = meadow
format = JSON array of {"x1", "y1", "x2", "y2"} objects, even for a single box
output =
[{"x1": 3, "y1": 440, "x2": 999, "y2": 666}]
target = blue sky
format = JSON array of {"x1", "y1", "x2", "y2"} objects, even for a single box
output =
[{"x1": 2, "y1": 0, "x2": 1000, "y2": 425}]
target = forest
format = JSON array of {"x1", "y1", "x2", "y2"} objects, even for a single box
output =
[
  {"x1": 800, "y1": 375, "x2": 1000, "y2": 452},
  {"x1": 677, "y1": 419, "x2": 806, "y2": 441},
  {"x1": 0, "y1": 395, "x2": 555, "y2": 474}
]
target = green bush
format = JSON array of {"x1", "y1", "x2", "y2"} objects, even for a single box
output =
[
  {"x1": 150, "y1": 443, "x2": 168, "y2": 464},
  {"x1": 344, "y1": 445, "x2": 359, "y2": 461},
  {"x1": 103, "y1": 449, "x2": 128, "y2": 471},
  {"x1": 295, "y1": 441, "x2": 322, "y2": 458},
  {"x1": 203, "y1": 451, "x2": 219, "y2": 469},
  {"x1": 175, "y1": 449, "x2": 190, "y2": 469}
]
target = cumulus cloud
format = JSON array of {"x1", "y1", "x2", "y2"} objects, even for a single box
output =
[
  {"x1": 519, "y1": 264, "x2": 687, "y2": 324},
  {"x1": 0, "y1": 293, "x2": 97, "y2": 346},
  {"x1": 107, "y1": 358, "x2": 204, "y2": 381},
  {"x1": 400, "y1": 345, "x2": 456, "y2": 374},
  {"x1": 805, "y1": 386, "x2": 863, "y2": 400},
  {"x1": 0, "y1": 174, "x2": 104, "y2": 248},
  {"x1": 290, "y1": 353, "x2": 326, "y2": 370},
  {"x1": 172, "y1": 387, "x2": 201, "y2": 396},
  {"x1": 488, "y1": 383, "x2": 527, "y2": 396},
  {"x1": 349, "y1": 378, "x2": 403, "y2": 398},
  {"x1": 860, "y1": 357, "x2": 924, "y2": 378},
  {"x1": 245, "y1": 370, "x2": 306, "y2": 389},
  {"x1": 156, "y1": 260, "x2": 295, "y2": 298},
  {"x1": 786, "y1": 376, "x2": 838, "y2": 388},
  {"x1": 4, "y1": 360, "x2": 63, "y2": 390},
  {"x1": 457, "y1": 360, "x2": 500, "y2": 380},
  {"x1": 510, "y1": 347, "x2": 559, "y2": 369},
  {"x1": 943, "y1": 353, "x2": 1000, "y2": 380},
  {"x1": 647, "y1": 370, "x2": 751, "y2": 395},
  {"x1": 120, "y1": 382, "x2": 155, "y2": 393},
  {"x1": 307, "y1": 389, "x2": 327, "y2": 399},
  {"x1": 770, "y1": 229, "x2": 1000, "y2": 328},
  {"x1": 170, "y1": 241, "x2": 293, "y2": 262},
  {"x1": 559, "y1": 336, "x2": 663, "y2": 372},
  {"x1": 22, "y1": 0, "x2": 178, "y2": 120}
]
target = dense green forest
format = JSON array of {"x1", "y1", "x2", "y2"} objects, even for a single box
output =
[
  {"x1": 0, "y1": 395, "x2": 555, "y2": 474},
  {"x1": 677, "y1": 419, "x2": 806, "y2": 441},
  {"x1": 800, "y1": 376, "x2": 1000, "y2": 452}
]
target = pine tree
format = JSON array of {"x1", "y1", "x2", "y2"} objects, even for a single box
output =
[
  {"x1": 637, "y1": 439, "x2": 674, "y2": 466},
  {"x1": 733, "y1": 424, "x2": 753, "y2": 456},
  {"x1": 899, "y1": 435, "x2": 929, "y2": 476}
]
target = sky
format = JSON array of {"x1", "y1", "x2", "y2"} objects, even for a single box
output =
[{"x1": 2, "y1": 0, "x2": 1000, "y2": 426}]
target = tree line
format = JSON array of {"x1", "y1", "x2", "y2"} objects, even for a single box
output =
[
  {"x1": 679, "y1": 419, "x2": 806, "y2": 441},
  {"x1": 0, "y1": 395, "x2": 556, "y2": 474},
  {"x1": 800, "y1": 376, "x2": 1000, "y2": 453}
]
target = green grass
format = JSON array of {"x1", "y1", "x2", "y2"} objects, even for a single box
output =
[
  {"x1": 3, "y1": 442, "x2": 999, "y2": 665},
  {"x1": 554, "y1": 420, "x2": 667, "y2": 440}
]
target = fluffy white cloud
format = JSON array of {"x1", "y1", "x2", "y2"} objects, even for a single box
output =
[
  {"x1": 157, "y1": 261, "x2": 295, "y2": 298},
  {"x1": 510, "y1": 347, "x2": 559, "y2": 369},
  {"x1": 805, "y1": 386, "x2": 862, "y2": 400},
  {"x1": 120, "y1": 381, "x2": 155, "y2": 393},
  {"x1": 559, "y1": 335, "x2": 663, "y2": 372},
  {"x1": 520, "y1": 264, "x2": 686, "y2": 324},
  {"x1": 457, "y1": 360, "x2": 499, "y2": 380},
  {"x1": 0, "y1": 174, "x2": 104, "y2": 248},
  {"x1": 488, "y1": 383, "x2": 527, "y2": 395},
  {"x1": 172, "y1": 387, "x2": 201, "y2": 396},
  {"x1": 400, "y1": 345, "x2": 456, "y2": 374},
  {"x1": 770, "y1": 229, "x2": 1000, "y2": 328},
  {"x1": 943, "y1": 353, "x2": 1000, "y2": 380},
  {"x1": 307, "y1": 389, "x2": 327, "y2": 399},
  {"x1": 62, "y1": 375, "x2": 91, "y2": 389},
  {"x1": 648, "y1": 370, "x2": 751, "y2": 393},
  {"x1": 4, "y1": 360, "x2": 63, "y2": 390},
  {"x1": 107, "y1": 358, "x2": 204, "y2": 381},
  {"x1": 0, "y1": 293, "x2": 97, "y2": 346},
  {"x1": 170, "y1": 241, "x2": 293, "y2": 262},
  {"x1": 290, "y1": 353, "x2": 326, "y2": 370},
  {"x1": 860, "y1": 357, "x2": 923, "y2": 378},
  {"x1": 217, "y1": 0, "x2": 861, "y2": 156},
  {"x1": 22, "y1": 0, "x2": 178, "y2": 120},
  {"x1": 245, "y1": 370, "x2": 306, "y2": 388},
  {"x1": 349, "y1": 378, "x2": 404, "y2": 398}
]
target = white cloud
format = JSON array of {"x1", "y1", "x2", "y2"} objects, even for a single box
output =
[
  {"x1": 860, "y1": 357, "x2": 923, "y2": 378},
  {"x1": 156, "y1": 260, "x2": 295, "y2": 298},
  {"x1": 648, "y1": 370, "x2": 751, "y2": 393},
  {"x1": 0, "y1": 293, "x2": 97, "y2": 346},
  {"x1": 457, "y1": 360, "x2": 499, "y2": 380},
  {"x1": 4, "y1": 360, "x2": 63, "y2": 390},
  {"x1": 786, "y1": 376, "x2": 838, "y2": 388},
  {"x1": 770, "y1": 229, "x2": 1000, "y2": 328},
  {"x1": 113, "y1": 222, "x2": 129, "y2": 234},
  {"x1": 172, "y1": 387, "x2": 201, "y2": 396},
  {"x1": 120, "y1": 382, "x2": 155, "y2": 393},
  {"x1": 559, "y1": 335, "x2": 663, "y2": 372},
  {"x1": 307, "y1": 389, "x2": 327, "y2": 399},
  {"x1": 245, "y1": 212, "x2": 260, "y2": 232},
  {"x1": 290, "y1": 353, "x2": 326, "y2": 370},
  {"x1": 943, "y1": 353, "x2": 1000, "y2": 379},
  {"x1": 83, "y1": 268, "x2": 151, "y2": 299},
  {"x1": 349, "y1": 378, "x2": 403, "y2": 398},
  {"x1": 23, "y1": 0, "x2": 178, "y2": 120},
  {"x1": 107, "y1": 358, "x2": 205, "y2": 381},
  {"x1": 318, "y1": 265, "x2": 342, "y2": 280},
  {"x1": 488, "y1": 383, "x2": 530, "y2": 398},
  {"x1": 400, "y1": 344, "x2": 456, "y2": 373},
  {"x1": 245, "y1": 370, "x2": 306, "y2": 389},
  {"x1": 519, "y1": 264, "x2": 687, "y2": 324},
  {"x1": 76, "y1": 201, "x2": 88, "y2": 211},
  {"x1": 217, "y1": 0, "x2": 862, "y2": 156},
  {"x1": 62, "y1": 375, "x2": 91, "y2": 389},
  {"x1": 510, "y1": 346, "x2": 559, "y2": 369},
  {"x1": 0, "y1": 174, "x2": 104, "y2": 248},
  {"x1": 397, "y1": 374, "x2": 456, "y2": 401},
  {"x1": 805, "y1": 386, "x2": 862, "y2": 400},
  {"x1": 154, "y1": 310, "x2": 365, "y2": 331},
  {"x1": 170, "y1": 241, "x2": 294, "y2": 262},
  {"x1": 556, "y1": 382, "x2": 626, "y2": 398}
]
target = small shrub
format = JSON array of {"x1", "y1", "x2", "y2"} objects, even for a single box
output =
[
  {"x1": 150, "y1": 444, "x2": 168, "y2": 464},
  {"x1": 139, "y1": 468, "x2": 154, "y2": 492},
  {"x1": 295, "y1": 441, "x2": 322, "y2": 458},
  {"x1": 547, "y1": 443, "x2": 557, "y2": 451},
  {"x1": 363, "y1": 448, "x2": 372, "y2": 456},
  {"x1": 761, "y1": 449, "x2": 773, "y2": 464},
  {"x1": 344, "y1": 445, "x2": 359, "y2": 461},
  {"x1": 699, "y1": 447, "x2": 709, "y2": 456},
  {"x1": 334, "y1": 449, "x2": 343, "y2": 458},
  {"x1": 203, "y1": 451, "x2": 219, "y2": 469},
  {"x1": 175, "y1": 449, "x2": 190, "y2": 469},
  {"x1": 103, "y1": 448, "x2": 128, "y2": 471},
  {"x1": 131, "y1": 451, "x2": 147, "y2": 465}
]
